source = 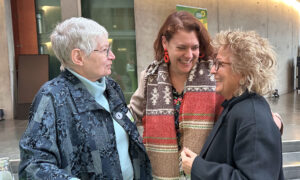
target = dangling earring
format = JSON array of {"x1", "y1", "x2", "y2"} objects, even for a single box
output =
[
  {"x1": 164, "y1": 49, "x2": 170, "y2": 63},
  {"x1": 199, "y1": 52, "x2": 205, "y2": 59}
]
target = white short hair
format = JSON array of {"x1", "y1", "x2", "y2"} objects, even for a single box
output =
[{"x1": 50, "y1": 17, "x2": 108, "y2": 70}]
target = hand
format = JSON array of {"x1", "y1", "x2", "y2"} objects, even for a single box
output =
[
  {"x1": 272, "y1": 112, "x2": 283, "y2": 134},
  {"x1": 181, "y1": 147, "x2": 197, "y2": 174}
]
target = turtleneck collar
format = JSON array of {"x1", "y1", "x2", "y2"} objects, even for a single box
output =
[{"x1": 67, "y1": 68, "x2": 106, "y2": 98}]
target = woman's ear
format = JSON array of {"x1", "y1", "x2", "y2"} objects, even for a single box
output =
[
  {"x1": 161, "y1": 36, "x2": 167, "y2": 50},
  {"x1": 238, "y1": 74, "x2": 246, "y2": 86},
  {"x1": 71, "y1": 48, "x2": 84, "y2": 66}
]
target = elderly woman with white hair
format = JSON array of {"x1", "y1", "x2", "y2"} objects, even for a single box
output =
[
  {"x1": 181, "y1": 30, "x2": 284, "y2": 179},
  {"x1": 19, "y1": 17, "x2": 152, "y2": 180}
]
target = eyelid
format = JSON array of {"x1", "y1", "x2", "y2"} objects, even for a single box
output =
[
  {"x1": 192, "y1": 46, "x2": 199, "y2": 50},
  {"x1": 177, "y1": 46, "x2": 199, "y2": 49}
]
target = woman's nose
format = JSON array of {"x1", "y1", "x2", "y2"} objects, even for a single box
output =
[
  {"x1": 185, "y1": 48, "x2": 193, "y2": 59},
  {"x1": 108, "y1": 50, "x2": 115, "y2": 60},
  {"x1": 210, "y1": 64, "x2": 217, "y2": 74}
]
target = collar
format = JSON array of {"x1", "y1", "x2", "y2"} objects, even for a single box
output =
[
  {"x1": 62, "y1": 70, "x2": 125, "y2": 114},
  {"x1": 61, "y1": 70, "x2": 104, "y2": 113},
  {"x1": 67, "y1": 68, "x2": 106, "y2": 98},
  {"x1": 221, "y1": 90, "x2": 254, "y2": 110}
]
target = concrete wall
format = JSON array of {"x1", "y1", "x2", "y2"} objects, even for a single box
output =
[
  {"x1": 61, "y1": 0, "x2": 81, "y2": 20},
  {"x1": 0, "y1": 0, "x2": 15, "y2": 119},
  {"x1": 0, "y1": 0, "x2": 298, "y2": 118},
  {"x1": 134, "y1": 0, "x2": 300, "y2": 94}
]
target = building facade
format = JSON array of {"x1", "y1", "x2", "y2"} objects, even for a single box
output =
[{"x1": 0, "y1": 0, "x2": 299, "y2": 119}]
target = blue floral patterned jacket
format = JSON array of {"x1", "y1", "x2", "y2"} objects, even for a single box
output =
[{"x1": 19, "y1": 70, "x2": 152, "y2": 180}]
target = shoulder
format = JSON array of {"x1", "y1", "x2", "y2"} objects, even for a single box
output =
[
  {"x1": 144, "y1": 60, "x2": 163, "y2": 75},
  {"x1": 38, "y1": 74, "x2": 69, "y2": 96},
  {"x1": 228, "y1": 94, "x2": 272, "y2": 128},
  {"x1": 28, "y1": 76, "x2": 67, "y2": 120},
  {"x1": 32, "y1": 74, "x2": 71, "y2": 107},
  {"x1": 232, "y1": 94, "x2": 270, "y2": 115}
]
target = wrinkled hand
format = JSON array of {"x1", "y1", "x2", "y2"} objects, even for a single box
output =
[{"x1": 181, "y1": 147, "x2": 197, "y2": 174}]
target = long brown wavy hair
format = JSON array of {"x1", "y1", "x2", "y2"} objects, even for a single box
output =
[{"x1": 153, "y1": 11, "x2": 213, "y2": 61}]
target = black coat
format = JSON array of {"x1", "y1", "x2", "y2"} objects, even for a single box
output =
[{"x1": 191, "y1": 91, "x2": 284, "y2": 180}]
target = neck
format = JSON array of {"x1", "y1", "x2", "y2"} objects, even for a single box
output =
[
  {"x1": 69, "y1": 66, "x2": 84, "y2": 77},
  {"x1": 169, "y1": 67, "x2": 188, "y2": 94},
  {"x1": 224, "y1": 95, "x2": 233, "y2": 100},
  {"x1": 69, "y1": 66, "x2": 98, "y2": 82}
]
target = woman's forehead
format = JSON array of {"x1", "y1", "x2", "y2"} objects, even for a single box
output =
[
  {"x1": 218, "y1": 46, "x2": 231, "y2": 54},
  {"x1": 170, "y1": 30, "x2": 199, "y2": 45},
  {"x1": 217, "y1": 46, "x2": 232, "y2": 59},
  {"x1": 96, "y1": 37, "x2": 109, "y2": 47}
]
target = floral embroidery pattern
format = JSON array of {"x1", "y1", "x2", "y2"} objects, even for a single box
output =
[
  {"x1": 19, "y1": 70, "x2": 152, "y2": 180},
  {"x1": 172, "y1": 87, "x2": 184, "y2": 150}
]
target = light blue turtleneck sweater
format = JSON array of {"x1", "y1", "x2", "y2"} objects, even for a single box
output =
[{"x1": 68, "y1": 69, "x2": 133, "y2": 180}]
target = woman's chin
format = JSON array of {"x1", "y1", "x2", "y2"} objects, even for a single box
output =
[{"x1": 179, "y1": 64, "x2": 193, "y2": 73}]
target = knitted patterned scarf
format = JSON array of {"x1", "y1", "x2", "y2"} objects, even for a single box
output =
[{"x1": 142, "y1": 60, "x2": 223, "y2": 179}]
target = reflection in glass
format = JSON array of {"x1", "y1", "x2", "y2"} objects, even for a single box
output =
[{"x1": 35, "y1": 0, "x2": 62, "y2": 80}]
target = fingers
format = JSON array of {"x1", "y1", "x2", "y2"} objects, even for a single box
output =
[
  {"x1": 184, "y1": 147, "x2": 197, "y2": 158},
  {"x1": 184, "y1": 147, "x2": 192, "y2": 156},
  {"x1": 181, "y1": 149, "x2": 187, "y2": 159},
  {"x1": 272, "y1": 113, "x2": 282, "y2": 129},
  {"x1": 181, "y1": 148, "x2": 192, "y2": 174}
]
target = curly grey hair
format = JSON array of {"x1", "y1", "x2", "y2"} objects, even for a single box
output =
[
  {"x1": 212, "y1": 29, "x2": 277, "y2": 96},
  {"x1": 50, "y1": 17, "x2": 108, "y2": 71}
]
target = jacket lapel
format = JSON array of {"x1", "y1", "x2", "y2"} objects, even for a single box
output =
[
  {"x1": 105, "y1": 78, "x2": 146, "y2": 151},
  {"x1": 64, "y1": 71, "x2": 146, "y2": 151},
  {"x1": 200, "y1": 91, "x2": 252, "y2": 157},
  {"x1": 62, "y1": 70, "x2": 106, "y2": 113},
  {"x1": 200, "y1": 107, "x2": 229, "y2": 157}
]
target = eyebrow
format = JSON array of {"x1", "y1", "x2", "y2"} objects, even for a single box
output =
[{"x1": 176, "y1": 44, "x2": 200, "y2": 47}]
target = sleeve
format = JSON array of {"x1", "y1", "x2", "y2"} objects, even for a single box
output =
[
  {"x1": 191, "y1": 112, "x2": 282, "y2": 179},
  {"x1": 128, "y1": 70, "x2": 147, "y2": 125},
  {"x1": 19, "y1": 93, "x2": 76, "y2": 180}
]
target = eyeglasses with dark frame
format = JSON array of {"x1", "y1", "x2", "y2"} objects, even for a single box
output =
[
  {"x1": 93, "y1": 45, "x2": 112, "y2": 57},
  {"x1": 212, "y1": 58, "x2": 232, "y2": 71}
]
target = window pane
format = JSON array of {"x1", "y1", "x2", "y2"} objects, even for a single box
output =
[
  {"x1": 35, "y1": 0, "x2": 62, "y2": 79},
  {"x1": 81, "y1": 0, "x2": 138, "y2": 103}
]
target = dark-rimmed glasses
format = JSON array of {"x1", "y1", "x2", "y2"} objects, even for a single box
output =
[{"x1": 212, "y1": 59, "x2": 232, "y2": 71}]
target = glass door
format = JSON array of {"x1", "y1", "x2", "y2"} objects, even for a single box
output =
[
  {"x1": 35, "y1": 0, "x2": 62, "y2": 80},
  {"x1": 81, "y1": 0, "x2": 138, "y2": 103}
]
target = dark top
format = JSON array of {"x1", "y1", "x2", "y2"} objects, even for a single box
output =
[
  {"x1": 173, "y1": 87, "x2": 184, "y2": 150},
  {"x1": 191, "y1": 91, "x2": 284, "y2": 180}
]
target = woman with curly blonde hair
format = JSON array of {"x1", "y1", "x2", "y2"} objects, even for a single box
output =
[
  {"x1": 181, "y1": 29, "x2": 284, "y2": 180},
  {"x1": 213, "y1": 30, "x2": 277, "y2": 96}
]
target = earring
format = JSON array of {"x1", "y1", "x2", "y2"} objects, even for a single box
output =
[
  {"x1": 199, "y1": 52, "x2": 205, "y2": 59},
  {"x1": 239, "y1": 79, "x2": 245, "y2": 85},
  {"x1": 164, "y1": 49, "x2": 170, "y2": 63}
]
